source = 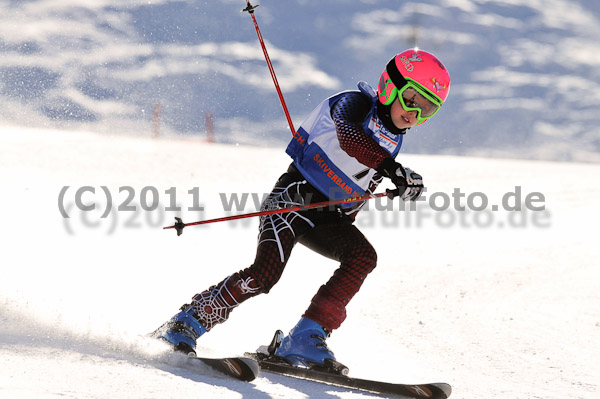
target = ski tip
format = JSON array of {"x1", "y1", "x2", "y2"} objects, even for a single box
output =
[
  {"x1": 432, "y1": 382, "x2": 452, "y2": 398},
  {"x1": 240, "y1": 357, "x2": 260, "y2": 381},
  {"x1": 193, "y1": 356, "x2": 259, "y2": 382},
  {"x1": 215, "y1": 357, "x2": 259, "y2": 382}
]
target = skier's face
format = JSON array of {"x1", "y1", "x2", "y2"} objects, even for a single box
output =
[{"x1": 390, "y1": 96, "x2": 419, "y2": 129}]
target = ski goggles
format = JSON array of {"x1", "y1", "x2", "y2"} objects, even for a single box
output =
[{"x1": 380, "y1": 78, "x2": 443, "y2": 124}]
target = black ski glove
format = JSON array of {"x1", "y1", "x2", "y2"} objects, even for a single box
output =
[
  {"x1": 377, "y1": 157, "x2": 407, "y2": 188},
  {"x1": 376, "y1": 158, "x2": 424, "y2": 201}
]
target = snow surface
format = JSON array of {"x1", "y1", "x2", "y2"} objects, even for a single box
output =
[{"x1": 0, "y1": 126, "x2": 598, "y2": 398}]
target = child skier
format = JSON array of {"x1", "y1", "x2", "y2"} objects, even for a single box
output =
[{"x1": 153, "y1": 48, "x2": 451, "y2": 370}]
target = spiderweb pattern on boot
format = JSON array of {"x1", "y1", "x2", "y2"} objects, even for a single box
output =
[{"x1": 190, "y1": 273, "x2": 261, "y2": 331}]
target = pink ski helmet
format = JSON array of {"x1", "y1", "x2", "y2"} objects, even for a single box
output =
[{"x1": 378, "y1": 49, "x2": 451, "y2": 125}]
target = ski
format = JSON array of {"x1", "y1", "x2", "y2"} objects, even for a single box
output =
[
  {"x1": 187, "y1": 355, "x2": 259, "y2": 382},
  {"x1": 245, "y1": 330, "x2": 451, "y2": 398},
  {"x1": 249, "y1": 354, "x2": 450, "y2": 398}
]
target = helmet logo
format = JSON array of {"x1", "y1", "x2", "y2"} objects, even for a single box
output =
[
  {"x1": 431, "y1": 78, "x2": 447, "y2": 93},
  {"x1": 399, "y1": 53, "x2": 423, "y2": 72}
]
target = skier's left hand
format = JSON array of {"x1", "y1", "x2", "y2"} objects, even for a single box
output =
[
  {"x1": 386, "y1": 168, "x2": 424, "y2": 201},
  {"x1": 397, "y1": 168, "x2": 424, "y2": 201},
  {"x1": 377, "y1": 158, "x2": 424, "y2": 201}
]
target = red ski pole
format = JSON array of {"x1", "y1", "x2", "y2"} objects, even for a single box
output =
[
  {"x1": 164, "y1": 191, "x2": 393, "y2": 236},
  {"x1": 242, "y1": 1, "x2": 296, "y2": 136}
]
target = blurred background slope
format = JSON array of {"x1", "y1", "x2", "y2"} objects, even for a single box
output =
[{"x1": 1, "y1": 0, "x2": 599, "y2": 161}]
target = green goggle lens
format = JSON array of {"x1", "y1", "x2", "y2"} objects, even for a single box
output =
[{"x1": 397, "y1": 82, "x2": 442, "y2": 123}]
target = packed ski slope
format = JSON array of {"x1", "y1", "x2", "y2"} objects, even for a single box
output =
[{"x1": 0, "y1": 127, "x2": 598, "y2": 399}]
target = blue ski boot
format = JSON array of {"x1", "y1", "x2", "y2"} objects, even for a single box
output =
[
  {"x1": 152, "y1": 304, "x2": 207, "y2": 355},
  {"x1": 274, "y1": 318, "x2": 348, "y2": 374}
]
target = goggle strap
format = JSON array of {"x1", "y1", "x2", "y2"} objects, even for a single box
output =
[{"x1": 385, "y1": 58, "x2": 408, "y2": 93}]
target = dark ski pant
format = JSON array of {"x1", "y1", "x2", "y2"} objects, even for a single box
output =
[{"x1": 189, "y1": 164, "x2": 377, "y2": 332}]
